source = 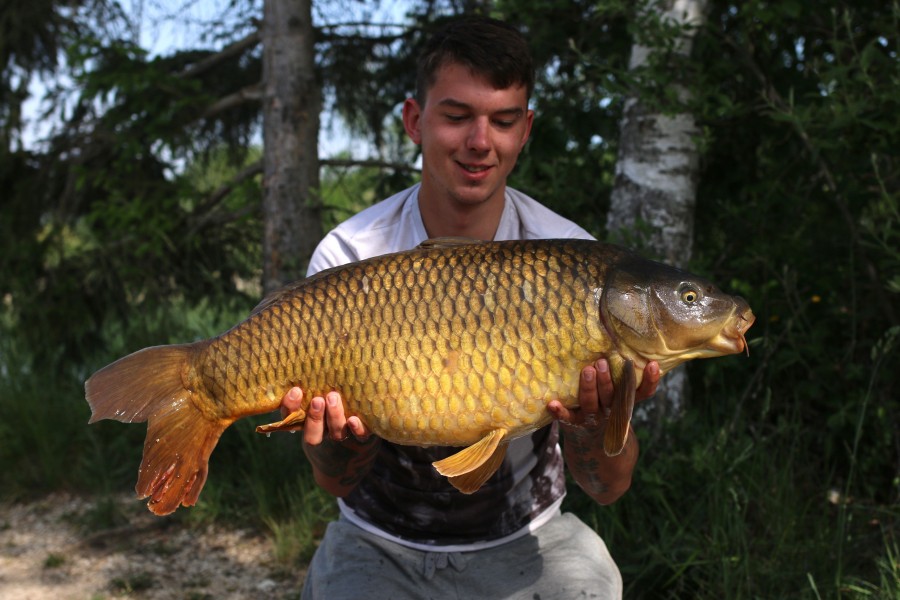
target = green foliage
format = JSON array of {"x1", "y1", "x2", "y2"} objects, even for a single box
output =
[
  {"x1": 1, "y1": 1, "x2": 898, "y2": 597},
  {"x1": 1, "y1": 6, "x2": 265, "y2": 367},
  {"x1": 109, "y1": 570, "x2": 155, "y2": 594},
  {"x1": 690, "y1": 0, "x2": 900, "y2": 504},
  {"x1": 0, "y1": 0, "x2": 123, "y2": 149},
  {"x1": 320, "y1": 18, "x2": 418, "y2": 148},
  {"x1": 320, "y1": 158, "x2": 418, "y2": 231},
  {"x1": 566, "y1": 368, "x2": 899, "y2": 598},
  {"x1": 501, "y1": 0, "x2": 634, "y2": 235},
  {"x1": 264, "y1": 474, "x2": 339, "y2": 569},
  {"x1": 0, "y1": 139, "x2": 263, "y2": 367},
  {"x1": 0, "y1": 294, "x2": 253, "y2": 501},
  {"x1": 43, "y1": 552, "x2": 66, "y2": 569}
]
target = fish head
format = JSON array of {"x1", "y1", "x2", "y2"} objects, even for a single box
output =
[{"x1": 601, "y1": 256, "x2": 755, "y2": 372}]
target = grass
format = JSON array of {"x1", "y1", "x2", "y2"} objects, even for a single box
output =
[
  {"x1": 109, "y1": 571, "x2": 155, "y2": 594},
  {"x1": 43, "y1": 553, "x2": 66, "y2": 569},
  {"x1": 563, "y1": 368, "x2": 899, "y2": 599},
  {"x1": 1, "y1": 297, "x2": 897, "y2": 598},
  {"x1": 264, "y1": 475, "x2": 338, "y2": 569}
]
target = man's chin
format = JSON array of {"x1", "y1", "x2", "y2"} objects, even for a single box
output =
[{"x1": 449, "y1": 182, "x2": 503, "y2": 206}]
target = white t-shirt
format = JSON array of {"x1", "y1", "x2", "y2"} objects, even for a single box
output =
[
  {"x1": 307, "y1": 183, "x2": 595, "y2": 551},
  {"x1": 307, "y1": 183, "x2": 593, "y2": 273}
]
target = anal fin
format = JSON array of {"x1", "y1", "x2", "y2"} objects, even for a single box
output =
[
  {"x1": 140, "y1": 405, "x2": 231, "y2": 515},
  {"x1": 603, "y1": 358, "x2": 636, "y2": 457}
]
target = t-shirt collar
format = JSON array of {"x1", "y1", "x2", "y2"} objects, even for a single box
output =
[{"x1": 408, "y1": 184, "x2": 520, "y2": 243}]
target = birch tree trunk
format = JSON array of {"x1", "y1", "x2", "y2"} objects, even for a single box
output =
[
  {"x1": 261, "y1": 0, "x2": 322, "y2": 294},
  {"x1": 607, "y1": 0, "x2": 709, "y2": 430}
]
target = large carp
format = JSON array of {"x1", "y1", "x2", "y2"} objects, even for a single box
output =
[{"x1": 86, "y1": 238, "x2": 754, "y2": 515}]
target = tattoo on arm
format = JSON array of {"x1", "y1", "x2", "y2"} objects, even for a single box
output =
[
  {"x1": 304, "y1": 437, "x2": 381, "y2": 490},
  {"x1": 561, "y1": 425, "x2": 611, "y2": 496}
]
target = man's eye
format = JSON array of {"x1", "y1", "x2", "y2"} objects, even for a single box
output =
[{"x1": 445, "y1": 114, "x2": 466, "y2": 122}]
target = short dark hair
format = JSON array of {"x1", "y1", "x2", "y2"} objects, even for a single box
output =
[{"x1": 416, "y1": 16, "x2": 535, "y2": 104}]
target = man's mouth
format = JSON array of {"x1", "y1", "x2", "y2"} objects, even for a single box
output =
[{"x1": 459, "y1": 163, "x2": 491, "y2": 173}]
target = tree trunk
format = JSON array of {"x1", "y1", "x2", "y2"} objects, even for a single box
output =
[
  {"x1": 607, "y1": 0, "x2": 708, "y2": 432},
  {"x1": 261, "y1": 0, "x2": 322, "y2": 294}
]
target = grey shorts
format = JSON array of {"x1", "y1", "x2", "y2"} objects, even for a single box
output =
[{"x1": 301, "y1": 511, "x2": 622, "y2": 600}]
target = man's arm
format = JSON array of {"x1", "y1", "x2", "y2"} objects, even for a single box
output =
[{"x1": 547, "y1": 360, "x2": 660, "y2": 505}]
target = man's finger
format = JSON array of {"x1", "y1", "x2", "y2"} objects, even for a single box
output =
[
  {"x1": 324, "y1": 391, "x2": 348, "y2": 441},
  {"x1": 347, "y1": 416, "x2": 370, "y2": 441},
  {"x1": 280, "y1": 386, "x2": 303, "y2": 418},
  {"x1": 303, "y1": 396, "x2": 327, "y2": 445},
  {"x1": 593, "y1": 359, "x2": 614, "y2": 410},
  {"x1": 636, "y1": 361, "x2": 660, "y2": 401},
  {"x1": 546, "y1": 400, "x2": 574, "y2": 424},
  {"x1": 576, "y1": 364, "x2": 600, "y2": 416}
]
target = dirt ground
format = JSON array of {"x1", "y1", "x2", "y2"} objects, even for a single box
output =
[{"x1": 0, "y1": 493, "x2": 305, "y2": 600}]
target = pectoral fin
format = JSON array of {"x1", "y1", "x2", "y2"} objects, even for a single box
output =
[
  {"x1": 433, "y1": 429, "x2": 508, "y2": 493},
  {"x1": 256, "y1": 408, "x2": 307, "y2": 434},
  {"x1": 603, "y1": 358, "x2": 636, "y2": 457}
]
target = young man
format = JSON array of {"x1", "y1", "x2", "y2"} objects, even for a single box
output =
[{"x1": 283, "y1": 16, "x2": 660, "y2": 598}]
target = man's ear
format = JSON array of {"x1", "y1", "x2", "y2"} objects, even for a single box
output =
[
  {"x1": 520, "y1": 108, "x2": 535, "y2": 149},
  {"x1": 402, "y1": 98, "x2": 423, "y2": 144}
]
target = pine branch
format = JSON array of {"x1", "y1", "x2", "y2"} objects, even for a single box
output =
[
  {"x1": 320, "y1": 157, "x2": 419, "y2": 173},
  {"x1": 200, "y1": 160, "x2": 263, "y2": 212},
  {"x1": 202, "y1": 83, "x2": 264, "y2": 118},
  {"x1": 188, "y1": 159, "x2": 264, "y2": 235},
  {"x1": 316, "y1": 21, "x2": 412, "y2": 45},
  {"x1": 186, "y1": 155, "x2": 418, "y2": 233},
  {"x1": 177, "y1": 29, "x2": 263, "y2": 80}
]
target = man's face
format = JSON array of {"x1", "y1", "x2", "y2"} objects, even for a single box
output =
[{"x1": 403, "y1": 62, "x2": 534, "y2": 210}]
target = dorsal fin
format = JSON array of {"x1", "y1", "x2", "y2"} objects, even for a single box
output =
[
  {"x1": 250, "y1": 281, "x2": 304, "y2": 316},
  {"x1": 249, "y1": 262, "x2": 348, "y2": 316},
  {"x1": 417, "y1": 236, "x2": 484, "y2": 250},
  {"x1": 251, "y1": 238, "x2": 483, "y2": 316}
]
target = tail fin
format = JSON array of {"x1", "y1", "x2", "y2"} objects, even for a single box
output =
[{"x1": 85, "y1": 344, "x2": 231, "y2": 515}]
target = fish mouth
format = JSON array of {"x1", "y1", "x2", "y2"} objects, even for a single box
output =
[
  {"x1": 737, "y1": 308, "x2": 755, "y2": 356},
  {"x1": 709, "y1": 306, "x2": 755, "y2": 356}
]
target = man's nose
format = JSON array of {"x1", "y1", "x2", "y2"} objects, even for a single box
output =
[{"x1": 466, "y1": 118, "x2": 490, "y2": 152}]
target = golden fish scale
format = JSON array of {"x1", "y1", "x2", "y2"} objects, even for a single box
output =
[{"x1": 194, "y1": 240, "x2": 612, "y2": 446}]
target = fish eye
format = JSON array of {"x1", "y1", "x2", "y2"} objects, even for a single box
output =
[{"x1": 680, "y1": 286, "x2": 700, "y2": 303}]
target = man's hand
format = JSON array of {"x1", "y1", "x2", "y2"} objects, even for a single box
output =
[
  {"x1": 547, "y1": 359, "x2": 660, "y2": 427},
  {"x1": 280, "y1": 387, "x2": 379, "y2": 497},
  {"x1": 280, "y1": 387, "x2": 371, "y2": 445},
  {"x1": 547, "y1": 358, "x2": 660, "y2": 505}
]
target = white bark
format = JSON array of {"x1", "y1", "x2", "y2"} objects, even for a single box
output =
[
  {"x1": 608, "y1": 0, "x2": 708, "y2": 267},
  {"x1": 608, "y1": 0, "x2": 709, "y2": 425}
]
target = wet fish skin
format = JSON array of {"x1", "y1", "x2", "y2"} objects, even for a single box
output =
[
  {"x1": 85, "y1": 238, "x2": 754, "y2": 515},
  {"x1": 240, "y1": 239, "x2": 621, "y2": 444}
]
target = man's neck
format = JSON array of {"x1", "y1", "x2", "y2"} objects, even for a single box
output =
[{"x1": 417, "y1": 187, "x2": 506, "y2": 241}]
